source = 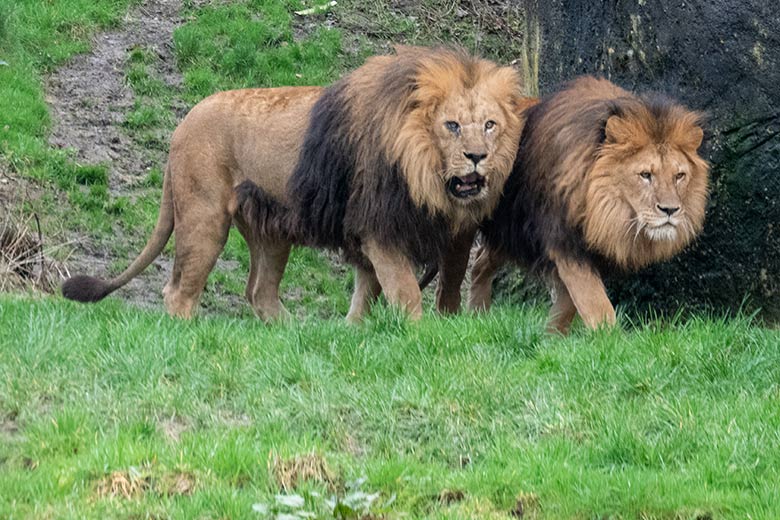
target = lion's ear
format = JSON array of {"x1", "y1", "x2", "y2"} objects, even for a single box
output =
[
  {"x1": 681, "y1": 125, "x2": 704, "y2": 151},
  {"x1": 513, "y1": 96, "x2": 540, "y2": 115},
  {"x1": 604, "y1": 115, "x2": 632, "y2": 144}
]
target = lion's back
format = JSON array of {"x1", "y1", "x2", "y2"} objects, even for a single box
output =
[{"x1": 168, "y1": 86, "x2": 324, "y2": 202}]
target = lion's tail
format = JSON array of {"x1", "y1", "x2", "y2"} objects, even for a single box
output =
[{"x1": 62, "y1": 164, "x2": 175, "y2": 303}]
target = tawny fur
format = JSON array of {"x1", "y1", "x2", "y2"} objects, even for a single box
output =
[
  {"x1": 62, "y1": 86, "x2": 323, "y2": 318},
  {"x1": 470, "y1": 76, "x2": 710, "y2": 333}
]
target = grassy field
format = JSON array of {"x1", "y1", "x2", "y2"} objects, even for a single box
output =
[
  {"x1": 2, "y1": 0, "x2": 779, "y2": 518},
  {"x1": 1, "y1": 296, "x2": 779, "y2": 518}
]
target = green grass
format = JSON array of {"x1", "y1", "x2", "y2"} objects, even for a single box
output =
[
  {"x1": 173, "y1": 0, "x2": 350, "y2": 103},
  {"x1": 1, "y1": 296, "x2": 778, "y2": 518}
]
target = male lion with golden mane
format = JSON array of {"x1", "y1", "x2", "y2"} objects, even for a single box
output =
[
  {"x1": 62, "y1": 47, "x2": 528, "y2": 320},
  {"x1": 468, "y1": 76, "x2": 710, "y2": 333}
]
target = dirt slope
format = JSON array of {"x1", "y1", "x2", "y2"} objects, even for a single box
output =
[{"x1": 47, "y1": 0, "x2": 182, "y2": 189}]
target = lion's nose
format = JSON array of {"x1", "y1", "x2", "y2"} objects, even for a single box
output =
[
  {"x1": 464, "y1": 152, "x2": 488, "y2": 165},
  {"x1": 657, "y1": 204, "x2": 680, "y2": 216}
]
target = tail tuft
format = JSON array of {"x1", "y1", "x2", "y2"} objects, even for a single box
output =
[{"x1": 61, "y1": 275, "x2": 115, "y2": 303}]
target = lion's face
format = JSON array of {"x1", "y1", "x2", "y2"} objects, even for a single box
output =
[
  {"x1": 432, "y1": 91, "x2": 515, "y2": 205},
  {"x1": 615, "y1": 145, "x2": 706, "y2": 243},
  {"x1": 584, "y1": 108, "x2": 709, "y2": 269},
  {"x1": 390, "y1": 60, "x2": 524, "y2": 229}
]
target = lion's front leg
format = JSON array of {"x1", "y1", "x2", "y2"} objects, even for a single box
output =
[
  {"x1": 435, "y1": 228, "x2": 476, "y2": 314},
  {"x1": 346, "y1": 266, "x2": 382, "y2": 324},
  {"x1": 468, "y1": 244, "x2": 506, "y2": 312},
  {"x1": 545, "y1": 270, "x2": 577, "y2": 334},
  {"x1": 550, "y1": 252, "x2": 616, "y2": 330},
  {"x1": 361, "y1": 239, "x2": 422, "y2": 320}
]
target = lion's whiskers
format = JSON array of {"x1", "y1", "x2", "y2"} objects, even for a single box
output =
[
  {"x1": 633, "y1": 223, "x2": 645, "y2": 245},
  {"x1": 622, "y1": 216, "x2": 642, "y2": 241},
  {"x1": 632, "y1": 214, "x2": 650, "y2": 245}
]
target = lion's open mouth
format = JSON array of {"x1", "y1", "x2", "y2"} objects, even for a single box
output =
[{"x1": 447, "y1": 172, "x2": 485, "y2": 198}]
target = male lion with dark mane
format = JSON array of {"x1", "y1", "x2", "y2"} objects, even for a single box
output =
[
  {"x1": 62, "y1": 47, "x2": 529, "y2": 321},
  {"x1": 468, "y1": 76, "x2": 710, "y2": 333}
]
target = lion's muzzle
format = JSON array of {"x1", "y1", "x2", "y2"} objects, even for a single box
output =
[{"x1": 447, "y1": 172, "x2": 485, "y2": 199}]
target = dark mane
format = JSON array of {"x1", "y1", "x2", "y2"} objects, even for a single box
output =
[
  {"x1": 482, "y1": 85, "x2": 610, "y2": 271},
  {"x1": 343, "y1": 164, "x2": 450, "y2": 266},
  {"x1": 235, "y1": 181, "x2": 299, "y2": 243},
  {"x1": 285, "y1": 81, "x2": 355, "y2": 250},
  {"x1": 284, "y1": 49, "x2": 476, "y2": 265}
]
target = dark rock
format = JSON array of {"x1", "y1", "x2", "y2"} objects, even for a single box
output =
[{"x1": 506, "y1": 0, "x2": 780, "y2": 321}]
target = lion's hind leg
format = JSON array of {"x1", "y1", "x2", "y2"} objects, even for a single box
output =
[
  {"x1": 234, "y1": 181, "x2": 295, "y2": 322},
  {"x1": 161, "y1": 158, "x2": 235, "y2": 318},
  {"x1": 163, "y1": 208, "x2": 232, "y2": 319}
]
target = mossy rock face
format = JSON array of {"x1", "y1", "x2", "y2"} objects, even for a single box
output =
[{"x1": 499, "y1": 0, "x2": 779, "y2": 320}]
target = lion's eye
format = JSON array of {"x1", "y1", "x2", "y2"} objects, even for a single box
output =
[
  {"x1": 485, "y1": 120, "x2": 496, "y2": 131},
  {"x1": 676, "y1": 171, "x2": 686, "y2": 182},
  {"x1": 639, "y1": 171, "x2": 652, "y2": 182},
  {"x1": 445, "y1": 121, "x2": 461, "y2": 134}
]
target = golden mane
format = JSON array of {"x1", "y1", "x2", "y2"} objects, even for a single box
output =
[
  {"x1": 492, "y1": 75, "x2": 708, "y2": 271},
  {"x1": 344, "y1": 48, "x2": 524, "y2": 229}
]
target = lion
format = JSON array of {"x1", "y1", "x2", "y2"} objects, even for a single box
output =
[
  {"x1": 62, "y1": 47, "x2": 529, "y2": 321},
  {"x1": 467, "y1": 76, "x2": 710, "y2": 333}
]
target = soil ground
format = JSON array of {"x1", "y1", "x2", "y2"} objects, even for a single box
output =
[{"x1": 47, "y1": 0, "x2": 182, "y2": 190}]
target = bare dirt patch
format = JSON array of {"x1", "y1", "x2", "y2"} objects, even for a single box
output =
[
  {"x1": 47, "y1": 0, "x2": 182, "y2": 190},
  {"x1": 159, "y1": 414, "x2": 189, "y2": 442},
  {"x1": 95, "y1": 466, "x2": 196, "y2": 499},
  {"x1": 0, "y1": 413, "x2": 20, "y2": 439},
  {"x1": 95, "y1": 468, "x2": 151, "y2": 500},
  {"x1": 158, "y1": 471, "x2": 197, "y2": 496}
]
